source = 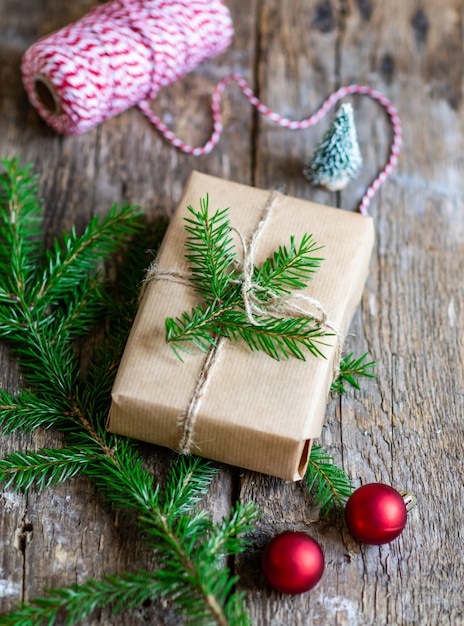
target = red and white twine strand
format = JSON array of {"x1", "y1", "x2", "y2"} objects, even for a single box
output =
[
  {"x1": 21, "y1": 0, "x2": 401, "y2": 215},
  {"x1": 139, "y1": 77, "x2": 402, "y2": 215}
]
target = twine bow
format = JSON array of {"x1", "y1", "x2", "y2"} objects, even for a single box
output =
[{"x1": 231, "y1": 193, "x2": 340, "y2": 342}]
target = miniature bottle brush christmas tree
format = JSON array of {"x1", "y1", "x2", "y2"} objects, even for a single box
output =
[{"x1": 304, "y1": 102, "x2": 363, "y2": 191}]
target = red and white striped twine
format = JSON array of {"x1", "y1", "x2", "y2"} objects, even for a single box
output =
[
  {"x1": 21, "y1": 0, "x2": 234, "y2": 134},
  {"x1": 139, "y1": 77, "x2": 402, "y2": 215},
  {"x1": 21, "y1": 0, "x2": 401, "y2": 215}
]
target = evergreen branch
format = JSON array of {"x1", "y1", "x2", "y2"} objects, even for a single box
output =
[
  {"x1": 30, "y1": 202, "x2": 142, "y2": 309},
  {"x1": 206, "y1": 501, "x2": 259, "y2": 560},
  {"x1": 0, "y1": 400, "x2": 255, "y2": 625},
  {"x1": 217, "y1": 310, "x2": 330, "y2": 361},
  {"x1": 61, "y1": 396, "x2": 259, "y2": 626},
  {"x1": 184, "y1": 197, "x2": 238, "y2": 303},
  {"x1": 0, "y1": 160, "x2": 264, "y2": 626},
  {"x1": 0, "y1": 446, "x2": 101, "y2": 492},
  {"x1": 0, "y1": 160, "x2": 365, "y2": 625},
  {"x1": 0, "y1": 157, "x2": 43, "y2": 295},
  {"x1": 0, "y1": 545, "x2": 253, "y2": 626},
  {"x1": 0, "y1": 389, "x2": 67, "y2": 434},
  {"x1": 148, "y1": 501, "x2": 257, "y2": 626},
  {"x1": 330, "y1": 351, "x2": 376, "y2": 395},
  {"x1": 253, "y1": 233, "x2": 323, "y2": 295},
  {"x1": 165, "y1": 303, "x2": 222, "y2": 357},
  {"x1": 167, "y1": 199, "x2": 331, "y2": 361},
  {"x1": 84, "y1": 453, "x2": 258, "y2": 626},
  {"x1": 46, "y1": 273, "x2": 106, "y2": 342},
  {"x1": 0, "y1": 369, "x2": 258, "y2": 626},
  {"x1": 63, "y1": 399, "x2": 121, "y2": 465},
  {"x1": 305, "y1": 444, "x2": 354, "y2": 513},
  {"x1": 162, "y1": 453, "x2": 220, "y2": 516},
  {"x1": 0, "y1": 570, "x2": 170, "y2": 626},
  {"x1": 0, "y1": 301, "x2": 30, "y2": 337},
  {"x1": 167, "y1": 304, "x2": 330, "y2": 361},
  {"x1": 7, "y1": 328, "x2": 79, "y2": 400}
]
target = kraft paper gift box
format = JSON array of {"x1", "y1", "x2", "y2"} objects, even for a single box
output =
[{"x1": 108, "y1": 171, "x2": 375, "y2": 481}]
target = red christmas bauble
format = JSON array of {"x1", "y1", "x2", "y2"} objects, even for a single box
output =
[
  {"x1": 261, "y1": 531, "x2": 324, "y2": 594},
  {"x1": 345, "y1": 483, "x2": 408, "y2": 545}
]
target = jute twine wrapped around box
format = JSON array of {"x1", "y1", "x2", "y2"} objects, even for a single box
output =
[
  {"x1": 108, "y1": 171, "x2": 374, "y2": 480},
  {"x1": 144, "y1": 189, "x2": 343, "y2": 456}
]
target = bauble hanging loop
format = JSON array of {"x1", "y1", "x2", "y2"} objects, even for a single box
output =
[
  {"x1": 304, "y1": 102, "x2": 363, "y2": 191},
  {"x1": 399, "y1": 489, "x2": 417, "y2": 512},
  {"x1": 345, "y1": 483, "x2": 416, "y2": 545}
]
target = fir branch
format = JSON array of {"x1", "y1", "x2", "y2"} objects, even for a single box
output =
[
  {"x1": 162, "y1": 453, "x2": 219, "y2": 516},
  {"x1": 82, "y1": 451, "x2": 259, "y2": 625},
  {"x1": 330, "y1": 351, "x2": 376, "y2": 395},
  {"x1": 252, "y1": 233, "x2": 323, "y2": 295},
  {"x1": 8, "y1": 327, "x2": 80, "y2": 401},
  {"x1": 217, "y1": 310, "x2": 329, "y2": 360},
  {"x1": 0, "y1": 388, "x2": 67, "y2": 434},
  {"x1": 44, "y1": 449, "x2": 258, "y2": 626},
  {"x1": 0, "y1": 157, "x2": 43, "y2": 295},
  {"x1": 0, "y1": 547, "x2": 254, "y2": 626},
  {"x1": 30, "y1": 202, "x2": 141, "y2": 313},
  {"x1": 305, "y1": 444, "x2": 354, "y2": 513},
  {"x1": 0, "y1": 446, "x2": 101, "y2": 492},
  {"x1": 0, "y1": 570, "x2": 165, "y2": 626},
  {"x1": 166, "y1": 199, "x2": 329, "y2": 361},
  {"x1": 0, "y1": 159, "x2": 259, "y2": 626},
  {"x1": 0, "y1": 160, "x2": 369, "y2": 625},
  {"x1": 184, "y1": 196, "x2": 238, "y2": 303},
  {"x1": 166, "y1": 302, "x2": 222, "y2": 357},
  {"x1": 46, "y1": 273, "x2": 106, "y2": 342},
  {"x1": 166, "y1": 304, "x2": 330, "y2": 361}
]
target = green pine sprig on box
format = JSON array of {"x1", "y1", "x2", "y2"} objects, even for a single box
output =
[
  {"x1": 0, "y1": 158, "x2": 373, "y2": 625},
  {"x1": 165, "y1": 196, "x2": 330, "y2": 360}
]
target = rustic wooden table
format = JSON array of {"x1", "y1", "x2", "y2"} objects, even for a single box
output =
[{"x1": 1, "y1": 1, "x2": 463, "y2": 624}]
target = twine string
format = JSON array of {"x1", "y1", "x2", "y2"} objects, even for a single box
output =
[
  {"x1": 176, "y1": 337, "x2": 225, "y2": 455},
  {"x1": 147, "y1": 192, "x2": 342, "y2": 454},
  {"x1": 230, "y1": 194, "x2": 338, "y2": 335},
  {"x1": 145, "y1": 265, "x2": 192, "y2": 289}
]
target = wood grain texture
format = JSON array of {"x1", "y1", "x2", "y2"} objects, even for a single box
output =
[{"x1": 1, "y1": 0, "x2": 463, "y2": 624}]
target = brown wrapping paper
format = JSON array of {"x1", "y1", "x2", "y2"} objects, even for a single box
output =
[{"x1": 108, "y1": 172, "x2": 375, "y2": 481}]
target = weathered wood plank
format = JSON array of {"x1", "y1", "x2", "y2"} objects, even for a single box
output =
[
  {"x1": 237, "y1": 3, "x2": 350, "y2": 624},
  {"x1": 342, "y1": 2, "x2": 464, "y2": 624},
  {"x1": 238, "y1": 1, "x2": 464, "y2": 625}
]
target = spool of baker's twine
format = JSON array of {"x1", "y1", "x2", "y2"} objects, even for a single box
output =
[
  {"x1": 21, "y1": 0, "x2": 401, "y2": 216},
  {"x1": 22, "y1": 0, "x2": 233, "y2": 135}
]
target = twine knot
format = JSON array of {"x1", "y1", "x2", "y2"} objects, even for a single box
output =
[{"x1": 232, "y1": 195, "x2": 338, "y2": 337}]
